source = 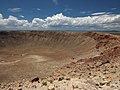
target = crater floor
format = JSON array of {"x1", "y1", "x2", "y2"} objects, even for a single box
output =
[{"x1": 0, "y1": 31, "x2": 98, "y2": 82}]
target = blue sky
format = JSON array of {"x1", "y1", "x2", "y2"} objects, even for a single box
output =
[{"x1": 0, "y1": 0, "x2": 120, "y2": 31}]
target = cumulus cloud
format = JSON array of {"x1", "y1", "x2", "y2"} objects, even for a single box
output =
[
  {"x1": 8, "y1": 8, "x2": 22, "y2": 12},
  {"x1": 43, "y1": 13, "x2": 120, "y2": 30},
  {"x1": 0, "y1": 13, "x2": 120, "y2": 31},
  {"x1": 52, "y1": 0, "x2": 58, "y2": 5},
  {"x1": 0, "y1": 15, "x2": 29, "y2": 30}
]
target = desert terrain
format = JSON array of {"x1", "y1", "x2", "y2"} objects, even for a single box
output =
[{"x1": 0, "y1": 31, "x2": 120, "y2": 90}]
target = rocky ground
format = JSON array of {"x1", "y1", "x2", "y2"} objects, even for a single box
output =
[{"x1": 0, "y1": 32, "x2": 120, "y2": 90}]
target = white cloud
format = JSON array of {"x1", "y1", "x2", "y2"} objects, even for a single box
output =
[
  {"x1": 80, "y1": 11, "x2": 87, "y2": 14},
  {"x1": 31, "y1": 18, "x2": 45, "y2": 28},
  {"x1": 0, "y1": 14, "x2": 29, "y2": 29},
  {"x1": 8, "y1": 15, "x2": 18, "y2": 20},
  {"x1": 8, "y1": 8, "x2": 22, "y2": 12},
  {"x1": 80, "y1": 11, "x2": 91, "y2": 14},
  {"x1": 64, "y1": 8, "x2": 72, "y2": 12},
  {"x1": 91, "y1": 12, "x2": 111, "y2": 16},
  {"x1": 52, "y1": 0, "x2": 58, "y2": 5},
  {"x1": 0, "y1": 13, "x2": 120, "y2": 31},
  {"x1": 19, "y1": 15, "x2": 25, "y2": 18},
  {"x1": 111, "y1": 8, "x2": 117, "y2": 10},
  {"x1": 37, "y1": 8, "x2": 41, "y2": 11},
  {"x1": 0, "y1": 13, "x2": 3, "y2": 18}
]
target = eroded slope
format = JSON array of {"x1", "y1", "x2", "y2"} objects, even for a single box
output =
[{"x1": 0, "y1": 31, "x2": 97, "y2": 83}]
